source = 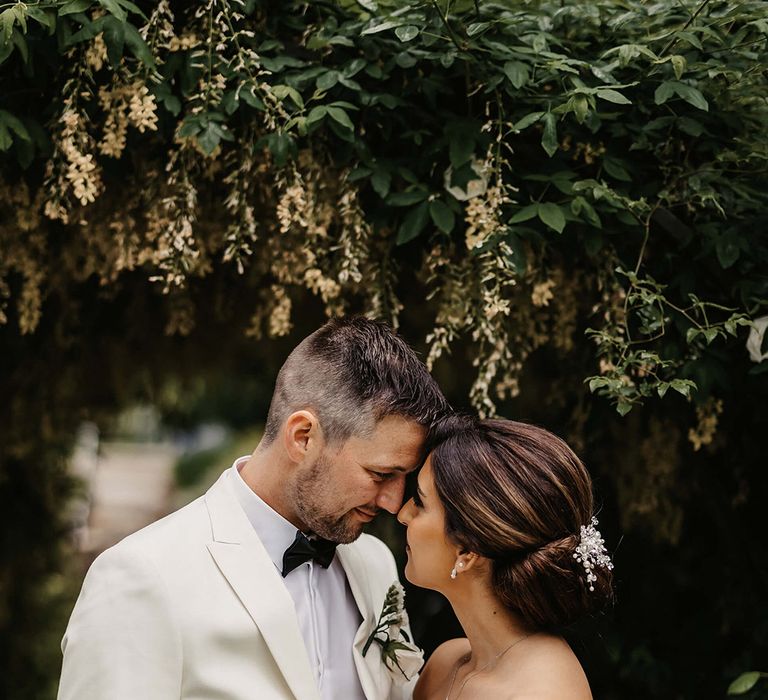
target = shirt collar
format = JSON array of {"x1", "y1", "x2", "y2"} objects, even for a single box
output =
[{"x1": 229, "y1": 456, "x2": 298, "y2": 571}]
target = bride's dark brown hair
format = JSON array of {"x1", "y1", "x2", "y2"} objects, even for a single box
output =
[{"x1": 430, "y1": 417, "x2": 614, "y2": 630}]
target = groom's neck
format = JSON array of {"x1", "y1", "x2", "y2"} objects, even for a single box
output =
[{"x1": 239, "y1": 444, "x2": 305, "y2": 530}]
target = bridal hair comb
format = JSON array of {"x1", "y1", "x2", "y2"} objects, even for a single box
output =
[{"x1": 573, "y1": 517, "x2": 613, "y2": 591}]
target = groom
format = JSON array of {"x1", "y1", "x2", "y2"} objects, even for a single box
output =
[{"x1": 58, "y1": 317, "x2": 449, "y2": 700}]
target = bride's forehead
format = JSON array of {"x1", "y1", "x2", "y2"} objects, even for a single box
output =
[{"x1": 417, "y1": 459, "x2": 435, "y2": 487}]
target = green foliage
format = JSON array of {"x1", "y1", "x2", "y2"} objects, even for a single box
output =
[{"x1": 0, "y1": 0, "x2": 766, "y2": 416}]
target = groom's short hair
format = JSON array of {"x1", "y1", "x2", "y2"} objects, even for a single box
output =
[{"x1": 262, "y1": 317, "x2": 449, "y2": 446}]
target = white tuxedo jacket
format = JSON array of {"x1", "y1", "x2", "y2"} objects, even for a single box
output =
[{"x1": 58, "y1": 470, "x2": 416, "y2": 700}]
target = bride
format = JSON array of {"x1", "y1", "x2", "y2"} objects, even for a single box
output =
[{"x1": 398, "y1": 417, "x2": 613, "y2": 700}]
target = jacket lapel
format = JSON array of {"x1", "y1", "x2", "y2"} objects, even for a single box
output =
[
  {"x1": 204, "y1": 472, "x2": 320, "y2": 700},
  {"x1": 336, "y1": 544, "x2": 390, "y2": 700}
]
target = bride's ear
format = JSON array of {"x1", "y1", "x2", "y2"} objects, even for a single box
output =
[{"x1": 453, "y1": 551, "x2": 482, "y2": 575}]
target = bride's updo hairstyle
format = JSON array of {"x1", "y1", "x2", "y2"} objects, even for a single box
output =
[{"x1": 430, "y1": 417, "x2": 613, "y2": 630}]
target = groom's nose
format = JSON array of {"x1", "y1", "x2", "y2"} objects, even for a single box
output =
[{"x1": 375, "y1": 475, "x2": 406, "y2": 514}]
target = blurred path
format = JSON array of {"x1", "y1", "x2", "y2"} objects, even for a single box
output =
[{"x1": 82, "y1": 441, "x2": 179, "y2": 555}]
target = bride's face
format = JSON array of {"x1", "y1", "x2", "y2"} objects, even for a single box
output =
[{"x1": 397, "y1": 457, "x2": 457, "y2": 590}]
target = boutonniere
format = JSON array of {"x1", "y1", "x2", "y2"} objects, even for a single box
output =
[{"x1": 362, "y1": 582, "x2": 424, "y2": 683}]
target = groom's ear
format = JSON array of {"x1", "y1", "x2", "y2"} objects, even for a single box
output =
[{"x1": 283, "y1": 410, "x2": 323, "y2": 464}]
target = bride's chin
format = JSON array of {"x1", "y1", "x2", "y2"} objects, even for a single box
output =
[{"x1": 403, "y1": 560, "x2": 415, "y2": 584}]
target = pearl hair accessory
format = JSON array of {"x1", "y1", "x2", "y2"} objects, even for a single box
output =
[{"x1": 573, "y1": 517, "x2": 613, "y2": 591}]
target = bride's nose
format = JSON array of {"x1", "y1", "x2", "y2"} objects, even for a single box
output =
[{"x1": 397, "y1": 498, "x2": 413, "y2": 526}]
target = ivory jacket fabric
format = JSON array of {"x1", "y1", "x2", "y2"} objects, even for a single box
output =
[{"x1": 58, "y1": 469, "x2": 416, "y2": 700}]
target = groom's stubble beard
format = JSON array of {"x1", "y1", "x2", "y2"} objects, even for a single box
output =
[{"x1": 292, "y1": 452, "x2": 374, "y2": 543}]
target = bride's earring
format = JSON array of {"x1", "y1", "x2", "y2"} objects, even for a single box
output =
[{"x1": 450, "y1": 561, "x2": 465, "y2": 580}]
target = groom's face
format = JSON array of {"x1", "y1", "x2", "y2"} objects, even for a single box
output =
[{"x1": 291, "y1": 415, "x2": 426, "y2": 543}]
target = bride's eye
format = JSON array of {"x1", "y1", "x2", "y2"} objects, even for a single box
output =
[{"x1": 412, "y1": 491, "x2": 423, "y2": 508}]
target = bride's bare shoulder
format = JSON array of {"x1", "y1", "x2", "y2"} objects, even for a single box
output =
[
  {"x1": 414, "y1": 638, "x2": 471, "y2": 700},
  {"x1": 503, "y1": 634, "x2": 592, "y2": 700}
]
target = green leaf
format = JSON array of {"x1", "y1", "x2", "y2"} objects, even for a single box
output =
[
  {"x1": 98, "y1": 0, "x2": 127, "y2": 22},
  {"x1": 124, "y1": 23, "x2": 155, "y2": 68},
  {"x1": 654, "y1": 81, "x2": 676, "y2": 105},
  {"x1": 261, "y1": 131, "x2": 295, "y2": 167},
  {"x1": 342, "y1": 58, "x2": 366, "y2": 78},
  {"x1": 59, "y1": 0, "x2": 93, "y2": 17},
  {"x1": 448, "y1": 130, "x2": 475, "y2": 169},
  {"x1": 347, "y1": 166, "x2": 372, "y2": 182},
  {"x1": 271, "y1": 85, "x2": 304, "y2": 110},
  {"x1": 513, "y1": 111, "x2": 544, "y2": 131},
  {"x1": 654, "y1": 81, "x2": 708, "y2": 111},
  {"x1": 703, "y1": 328, "x2": 719, "y2": 345},
  {"x1": 603, "y1": 157, "x2": 632, "y2": 182},
  {"x1": 316, "y1": 71, "x2": 339, "y2": 92},
  {"x1": 0, "y1": 8, "x2": 15, "y2": 45},
  {"x1": 537, "y1": 202, "x2": 566, "y2": 233},
  {"x1": 221, "y1": 91, "x2": 239, "y2": 116},
  {"x1": 572, "y1": 95, "x2": 589, "y2": 123},
  {"x1": 11, "y1": 27, "x2": 28, "y2": 62},
  {"x1": 196, "y1": 121, "x2": 221, "y2": 155},
  {"x1": 676, "y1": 31, "x2": 703, "y2": 50},
  {"x1": 361, "y1": 20, "x2": 401, "y2": 36},
  {"x1": 677, "y1": 117, "x2": 704, "y2": 137},
  {"x1": 397, "y1": 202, "x2": 430, "y2": 245},
  {"x1": 102, "y1": 15, "x2": 125, "y2": 67},
  {"x1": 388, "y1": 190, "x2": 428, "y2": 207},
  {"x1": 716, "y1": 235, "x2": 741, "y2": 269},
  {"x1": 571, "y1": 196, "x2": 602, "y2": 228},
  {"x1": 670, "y1": 379, "x2": 696, "y2": 397},
  {"x1": 508, "y1": 203, "x2": 538, "y2": 224},
  {"x1": 503, "y1": 60, "x2": 529, "y2": 89},
  {"x1": 540, "y1": 113, "x2": 558, "y2": 157},
  {"x1": 116, "y1": 0, "x2": 146, "y2": 20},
  {"x1": 306, "y1": 105, "x2": 328, "y2": 126},
  {"x1": 675, "y1": 83, "x2": 708, "y2": 111},
  {"x1": 371, "y1": 170, "x2": 391, "y2": 198},
  {"x1": 728, "y1": 672, "x2": 761, "y2": 696},
  {"x1": 657, "y1": 382, "x2": 670, "y2": 398},
  {"x1": 12, "y1": 5, "x2": 27, "y2": 33},
  {"x1": 429, "y1": 200, "x2": 455, "y2": 234},
  {"x1": 395, "y1": 25, "x2": 419, "y2": 42},
  {"x1": 671, "y1": 55, "x2": 686, "y2": 80},
  {"x1": 466, "y1": 22, "x2": 490, "y2": 37},
  {"x1": 0, "y1": 110, "x2": 30, "y2": 142},
  {"x1": 326, "y1": 106, "x2": 354, "y2": 131},
  {"x1": 596, "y1": 89, "x2": 631, "y2": 105},
  {"x1": 0, "y1": 122, "x2": 12, "y2": 150},
  {"x1": 241, "y1": 88, "x2": 265, "y2": 111}
]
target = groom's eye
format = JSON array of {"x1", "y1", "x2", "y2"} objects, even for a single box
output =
[{"x1": 369, "y1": 470, "x2": 388, "y2": 481}]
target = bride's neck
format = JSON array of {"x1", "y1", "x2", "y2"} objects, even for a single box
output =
[{"x1": 448, "y1": 581, "x2": 531, "y2": 670}]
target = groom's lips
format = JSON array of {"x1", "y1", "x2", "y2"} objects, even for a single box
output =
[{"x1": 354, "y1": 508, "x2": 377, "y2": 522}]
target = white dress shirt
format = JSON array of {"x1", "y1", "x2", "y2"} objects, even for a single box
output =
[{"x1": 231, "y1": 458, "x2": 367, "y2": 700}]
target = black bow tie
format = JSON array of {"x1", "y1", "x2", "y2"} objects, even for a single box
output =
[{"x1": 281, "y1": 531, "x2": 337, "y2": 577}]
